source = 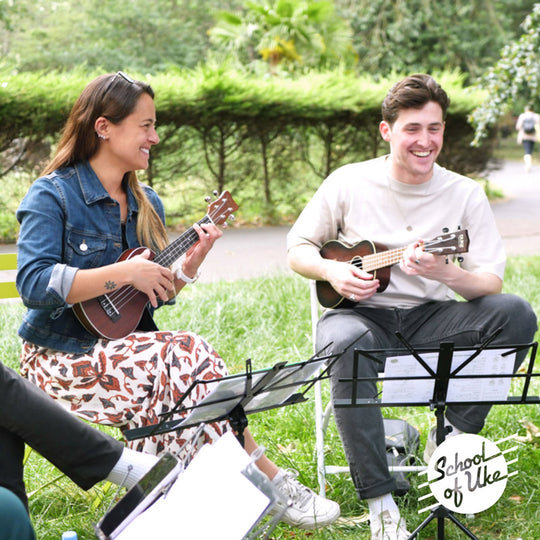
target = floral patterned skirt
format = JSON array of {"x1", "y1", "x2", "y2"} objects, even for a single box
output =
[{"x1": 20, "y1": 331, "x2": 230, "y2": 463}]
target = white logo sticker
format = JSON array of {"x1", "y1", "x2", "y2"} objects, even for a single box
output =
[{"x1": 423, "y1": 434, "x2": 517, "y2": 514}]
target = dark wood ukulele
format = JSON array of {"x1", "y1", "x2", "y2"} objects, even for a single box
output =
[
  {"x1": 316, "y1": 229, "x2": 470, "y2": 309},
  {"x1": 73, "y1": 191, "x2": 238, "y2": 339}
]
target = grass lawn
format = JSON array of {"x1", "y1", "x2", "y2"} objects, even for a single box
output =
[{"x1": 1, "y1": 261, "x2": 539, "y2": 539}]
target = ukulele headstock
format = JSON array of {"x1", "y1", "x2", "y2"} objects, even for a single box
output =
[
  {"x1": 425, "y1": 229, "x2": 470, "y2": 255},
  {"x1": 205, "y1": 191, "x2": 238, "y2": 226}
]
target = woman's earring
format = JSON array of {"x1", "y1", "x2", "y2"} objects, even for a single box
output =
[{"x1": 97, "y1": 133, "x2": 108, "y2": 140}]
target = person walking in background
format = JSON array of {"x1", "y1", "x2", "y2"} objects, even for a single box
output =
[{"x1": 515, "y1": 105, "x2": 539, "y2": 172}]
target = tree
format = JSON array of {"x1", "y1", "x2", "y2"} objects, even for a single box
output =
[
  {"x1": 470, "y1": 3, "x2": 540, "y2": 144},
  {"x1": 336, "y1": 0, "x2": 538, "y2": 82},
  {"x1": 0, "y1": 0, "x2": 241, "y2": 73},
  {"x1": 208, "y1": 0, "x2": 356, "y2": 74}
]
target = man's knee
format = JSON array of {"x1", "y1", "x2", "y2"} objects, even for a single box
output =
[
  {"x1": 484, "y1": 294, "x2": 537, "y2": 341},
  {"x1": 317, "y1": 310, "x2": 378, "y2": 352}
]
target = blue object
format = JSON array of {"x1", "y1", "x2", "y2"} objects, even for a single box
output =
[{"x1": 61, "y1": 532, "x2": 78, "y2": 540}]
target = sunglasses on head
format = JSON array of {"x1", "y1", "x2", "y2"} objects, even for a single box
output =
[{"x1": 102, "y1": 71, "x2": 135, "y2": 97}]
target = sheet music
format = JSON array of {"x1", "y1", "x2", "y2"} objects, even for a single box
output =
[
  {"x1": 175, "y1": 357, "x2": 328, "y2": 428},
  {"x1": 162, "y1": 371, "x2": 269, "y2": 430},
  {"x1": 381, "y1": 349, "x2": 516, "y2": 404},
  {"x1": 244, "y1": 357, "x2": 328, "y2": 412},
  {"x1": 116, "y1": 432, "x2": 271, "y2": 540}
]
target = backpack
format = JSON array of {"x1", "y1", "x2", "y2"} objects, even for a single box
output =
[
  {"x1": 522, "y1": 116, "x2": 536, "y2": 134},
  {"x1": 383, "y1": 418, "x2": 420, "y2": 496}
]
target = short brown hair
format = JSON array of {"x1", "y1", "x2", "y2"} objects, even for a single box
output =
[{"x1": 381, "y1": 74, "x2": 450, "y2": 126}]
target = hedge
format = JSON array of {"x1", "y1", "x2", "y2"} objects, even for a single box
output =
[{"x1": 0, "y1": 66, "x2": 494, "y2": 226}]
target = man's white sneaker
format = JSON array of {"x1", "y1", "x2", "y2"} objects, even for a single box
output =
[
  {"x1": 270, "y1": 468, "x2": 340, "y2": 529},
  {"x1": 370, "y1": 509, "x2": 411, "y2": 540}
]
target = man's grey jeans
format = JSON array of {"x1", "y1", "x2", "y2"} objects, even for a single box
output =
[{"x1": 316, "y1": 294, "x2": 537, "y2": 500}]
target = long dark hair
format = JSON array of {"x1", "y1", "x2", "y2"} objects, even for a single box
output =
[{"x1": 42, "y1": 73, "x2": 167, "y2": 251}]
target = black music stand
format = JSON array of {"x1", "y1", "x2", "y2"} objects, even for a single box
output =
[
  {"x1": 334, "y1": 330, "x2": 539, "y2": 540},
  {"x1": 124, "y1": 347, "x2": 341, "y2": 446}
]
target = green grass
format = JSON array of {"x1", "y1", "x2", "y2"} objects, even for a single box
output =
[{"x1": 1, "y1": 259, "x2": 539, "y2": 539}]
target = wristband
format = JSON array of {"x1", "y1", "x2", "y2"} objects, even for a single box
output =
[{"x1": 175, "y1": 266, "x2": 200, "y2": 284}]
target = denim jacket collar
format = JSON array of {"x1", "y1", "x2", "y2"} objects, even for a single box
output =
[{"x1": 74, "y1": 161, "x2": 139, "y2": 220}]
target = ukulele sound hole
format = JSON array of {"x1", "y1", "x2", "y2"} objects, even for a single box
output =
[{"x1": 351, "y1": 256, "x2": 363, "y2": 270}]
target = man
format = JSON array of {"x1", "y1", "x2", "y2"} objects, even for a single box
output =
[{"x1": 287, "y1": 74, "x2": 537, "y2": 539}]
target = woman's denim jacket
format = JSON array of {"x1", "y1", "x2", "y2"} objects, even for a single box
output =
[{"x1": 16, "y1": 161, "x2": 166, "y2": 354}]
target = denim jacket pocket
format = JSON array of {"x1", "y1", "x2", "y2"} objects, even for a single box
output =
[{"x1": 65, "y1": 229, "x2": 108, "y2": 268}]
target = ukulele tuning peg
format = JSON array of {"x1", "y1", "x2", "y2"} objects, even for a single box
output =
[
  {"x1": 442, "y1": 227, "x2": 449, "y2": 233},
  {"x1": 213, "y1": 190, "x2": 219, "y2": 197},
  {"x1": 204, "y1": 196, "x2": 212, "y2": 203},
  {"x1": 457, "y1": 256, "x2": 464, "y2": 263},
  {"x1": 229, "y1": 215, "x2": 235, "y2": 222}
]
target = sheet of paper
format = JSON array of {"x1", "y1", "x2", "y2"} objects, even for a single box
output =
[
  {"x1": 174, "y1": 372, "x2": 267, "y2": 427},
  {"x1": 245, "y1": 357, "x2": 328, "y2": 412},
  {"x1": 117, "y1": 433, "x2": 271, "y2": 540},
  {"x1": 381, "y1": 349, "x2": 515, "y2": 404},
  {"x1": 176, "y1": 358, "x2": 328, "y2": 427},
  {"x1": 446, "y1": 350, "x2": 515, "y2": 402}
]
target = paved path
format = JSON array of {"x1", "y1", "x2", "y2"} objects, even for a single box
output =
[
  {"x1": 485, "y1": 159, "x2": 540, "y2": 256},
  {"x1": 2, "y1": 160, "x2": 540, "y2": 286}
]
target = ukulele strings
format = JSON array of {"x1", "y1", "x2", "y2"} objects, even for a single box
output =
[
  {"x1": 349, "y1": 238, "x2": 452, "y2": 272},
  {"x1": 101, "y1": 219, "x2": 209, "y2": 312},
  {"x1": 99, "y1": 202, "x2": 228, "y2": 314}
]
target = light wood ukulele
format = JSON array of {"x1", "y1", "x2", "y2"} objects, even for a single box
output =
[
  {"x1": 73, "y1": 191, "x2": 238, "y2": 340},
  {"x1": 316, "y1": 229, "x2": 470, "y2": 309}
]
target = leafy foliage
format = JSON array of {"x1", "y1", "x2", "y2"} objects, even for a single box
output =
[
  {"x1": 208, "y1": 0, "x2": 356, "y2": 74},
  {"x1": 0, "y1": 0, "x2": 242, "y2": 73},
  {"x1": 340, "y1": 0, "x2": 538, "y2": 82},
  {"x1": 470, "y1": 3, "x2": 540, "y2": 144}
]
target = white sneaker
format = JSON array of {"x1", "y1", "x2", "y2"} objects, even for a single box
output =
[
  {"x1": 270, "y1": 468, "x2": 340, "y2": 529},
  {"x1": 370, "y1": 509, "x2": 411, "y2": 540},
  {"x1": 424, "y1": 425, "x2": 464, "y2": 463}
]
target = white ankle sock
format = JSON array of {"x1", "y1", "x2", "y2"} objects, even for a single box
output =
[
  {"x1": 367, "y1": 493, "x2": 397, "y2": 521},
  {"x1": 106, "y1": 448, "x2": 158, "y2": 490}
]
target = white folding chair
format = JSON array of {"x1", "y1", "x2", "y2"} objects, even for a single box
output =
[
  {"x1": 310, "y1": 280, "x2": 426, "y2": 498},
  {"x1": 311, "y1": 280, "x2": 349, "y2": 496}
]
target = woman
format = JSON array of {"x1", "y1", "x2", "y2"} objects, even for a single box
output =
[{"x1": 15, "y1": 72, "x2": 339, "y2": 529}]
